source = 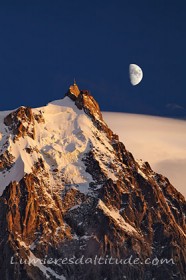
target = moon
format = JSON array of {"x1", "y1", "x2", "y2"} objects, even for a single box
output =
[{"x1": 129, "y1": 64, "x2": 143, "y2": 86}]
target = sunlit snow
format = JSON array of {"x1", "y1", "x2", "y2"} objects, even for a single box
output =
[{"x1": 0, "y1": 97, "x2": 119, "y2": 195}]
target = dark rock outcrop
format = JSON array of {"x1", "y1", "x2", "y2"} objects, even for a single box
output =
[{"x1": 4, "y1": 106, "x2": 35, "y2": 140}]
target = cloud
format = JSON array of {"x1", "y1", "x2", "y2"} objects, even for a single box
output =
[
  {"x1": 166, "y1": 103, "x2": 184, "y2": 110},
  {"x1": 103, "y1": 112, "x2": 186, "y2": 197}
]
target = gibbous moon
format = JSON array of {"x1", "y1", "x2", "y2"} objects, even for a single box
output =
[{"x1": 129, "y1": 64, "x2": 143, "y2": 86}]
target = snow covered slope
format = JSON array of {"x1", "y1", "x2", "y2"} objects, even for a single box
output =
[{"x1": 0, "y1": 97, "x2": 120, "y2": 196}]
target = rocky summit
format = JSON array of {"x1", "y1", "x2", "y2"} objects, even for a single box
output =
[{"x1": 0, "y1": 82, "x2": 185, "y2": 280}]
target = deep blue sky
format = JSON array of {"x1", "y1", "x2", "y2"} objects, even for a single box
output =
[{"x1": 0, "y1": 0, "x2": 186, "y2": 117}]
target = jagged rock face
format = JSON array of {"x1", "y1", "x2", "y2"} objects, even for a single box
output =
[
  {"x1": 4, "y1": 106, "x2": 35, "y2": 140},
  {"x1": 0, "y1": 150, "x2": 15, "y2": 171},
  {"x1": 67, "y1": 87, "x2": 103, "y2": 121},
  {"x1": 0, "y1": 84, "x2": 185, "y2": 280},
  {"x1": 67, "y1": 85, "x2": 116, "y2": 141}
]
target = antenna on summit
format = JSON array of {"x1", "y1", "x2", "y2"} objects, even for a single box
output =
[{"x1": 73, "y1": 78, "x2": 76, "y2": 85}]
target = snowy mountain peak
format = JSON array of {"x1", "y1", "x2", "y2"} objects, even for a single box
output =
[
  {"x1": 0, "y1": 91, "x2": 119, "y2": 197},
  {"x1": 0, "y1": 87, "x2": 185, "y2": 280}
]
